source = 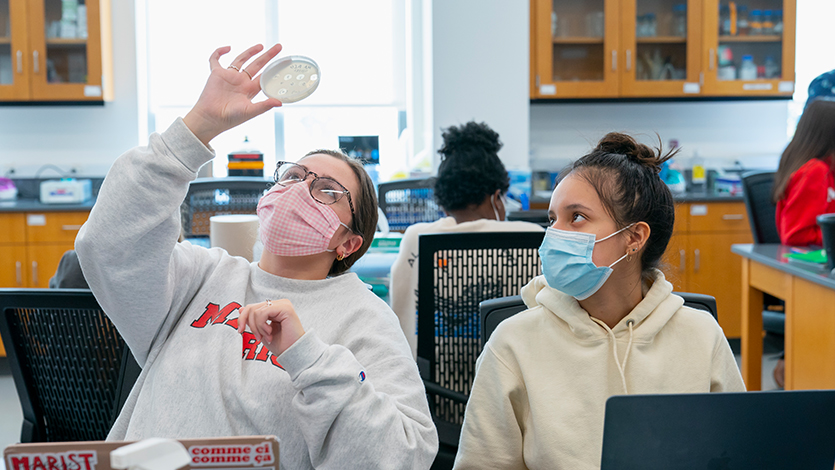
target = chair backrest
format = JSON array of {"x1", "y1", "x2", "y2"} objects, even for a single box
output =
[
  {"x1": 480, "y1": 295, "x2": 527, "y2": 343},
  {"x1": 479, "y1": 292, "x2": 718, "y2": 345},
  {"x1": 377, "y1": 177, "x2": 444, "y2": 232},
  {"x1": 0, "y1": 288, "x2": 141, "y2": 442},
  {"x1": 675, "y1": 292, "x2": 718, "y2": 321},
  {"x1": 741, "y1": 171, "x2": 780, "y2": 244},
  {"x1": 417, "y1": 231, "x2": 544, "y2": 425},
  {"x1": 180, "y1": 177, "x2": 272, "y2": 238}
]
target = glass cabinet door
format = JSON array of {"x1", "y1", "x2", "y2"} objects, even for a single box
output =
[
  {"x1": 0, "y1": 0, "x2": 30, "y2": 99},
  {"x1": 533, "y1": 0, "x2": 619, "y2": 98},
  {"x1": 703, "y1": 0, "x2": 795, "y2": 96},
  {"x1": 621, "y1": 0, "x2": 702, "y2": 96},
  {"x1": 28, "y1": 0, "x2": 104, "y2": 100}
]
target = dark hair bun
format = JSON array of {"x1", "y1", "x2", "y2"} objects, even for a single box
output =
[
  {"x1": 595, "y1": 132, "x2": 676, "y2": 174},
  {"x1": 439, "y1": 121, "x2": 502, "y2": 158}
]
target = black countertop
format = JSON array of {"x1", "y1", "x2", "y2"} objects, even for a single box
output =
[
  {"x1": 531, "y1": 189, "x2": 743, "y2": 206},
  {"x1": 0, "y1": 198, "x2": 96, "y2": 212},
  {"x1": 731, "y1": 244, "x2": 835, "y2": 290}
]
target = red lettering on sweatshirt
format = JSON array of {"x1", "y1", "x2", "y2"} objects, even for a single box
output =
[
  {"x1": 190, "y1": 302, "x2": 242, "y2": 328},
  {"x1": 192, "y1": 301, "x2": 283, "y2": 370}
]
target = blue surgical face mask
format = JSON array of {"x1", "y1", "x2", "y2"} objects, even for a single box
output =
[{"x1": 538, "y1": 223, "x2": 635, "y2": 300}]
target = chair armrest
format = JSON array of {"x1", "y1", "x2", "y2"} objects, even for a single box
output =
[{"x1": 423, "y1": 379, "x2": 469, "y2": 405}]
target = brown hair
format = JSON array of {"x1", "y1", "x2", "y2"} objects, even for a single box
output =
[
  {"x1": 302, "y1": 149, "x2": 378, "y2": 275},
  {"x1": 565, "y1": 132, "x2": 678, "y2": 282},
  {"x1": 772, "y1": 99, "x2": 835, "y2": 203}
]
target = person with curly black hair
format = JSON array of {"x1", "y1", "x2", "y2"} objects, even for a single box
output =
[{"x1": 389, "y1": 121, "x2": 544, "y2": 358}]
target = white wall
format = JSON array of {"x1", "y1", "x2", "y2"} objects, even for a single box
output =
[
  {"x1": 530, "y1": 100, "x2": 790, "y2": 172},
  {"x1": 431, "y1": 0, "x2": 530, "y2": 171},
  {"x1": 0, "y1": 0, "x2": 139, "y2": 177}
]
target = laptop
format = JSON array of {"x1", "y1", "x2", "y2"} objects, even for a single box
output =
[{"x1": 600, "y1": 391, "x2": 835, "y2": 470}]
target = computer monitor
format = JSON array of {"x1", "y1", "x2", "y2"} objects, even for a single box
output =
[
  {"x1": 338, "y1": 135, "x2": 379, "y2": 165},
  {"x1": 600, "y1": 390, "x2": 835, "y2": 470}
]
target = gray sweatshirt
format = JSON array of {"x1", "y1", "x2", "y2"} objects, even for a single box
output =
[{"x1": 75, "y1": 118, "x2": 438, "y2": 470}]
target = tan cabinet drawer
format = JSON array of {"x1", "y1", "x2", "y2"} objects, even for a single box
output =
[
  {"x1": 673, "y1": 203, "x2": 689, "y2": 233},
  {"x1": 0, "y1": 213, "x2": 27, "y2": 244},
  {"x1": 25, "y1": 212, "x2": 89, "y2": 243},
  {"x1": 688, "y1": 202, "x2": 750, "y2": 233}
]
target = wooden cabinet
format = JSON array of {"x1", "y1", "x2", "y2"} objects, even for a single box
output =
[
  {"x1": 0, "y1": 210, "x2": 89, "y2": 356},
  {"x1": 531, "y1": 0, "x2": 795, "y2": 99},
  {"x1": 0, "y1": 0, "x2": 112, "y2": 102},
  {"x1": 701, "y1": 0, "x2": 795, "y2": 96},
  {"x1": 661, "y1": 201, "x2": 753, "y2": 337}
]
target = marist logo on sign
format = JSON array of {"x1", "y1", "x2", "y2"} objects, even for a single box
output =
[{"x1": 8, "y1": 451, "x2": 98, "y2": 470}]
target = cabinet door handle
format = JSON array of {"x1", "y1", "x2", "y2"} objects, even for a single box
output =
[
  {"x1": 32, "y1": 261, "x2": 38, "y2": 286},
  {"x1": 694, "y1": 249, "x2": 700, "y2": 272},
  {"x1": 62, "y1": 224, "x2": 83, "y2": 231},
  {"x1": 626, "y1": 50, "x2": 632, "y2": 71},
  {"x1": 611, "y1": 50, "x2": 617, "y2": 71},
  {"x1": 709, "y1": 48, "x2": 715, "y2": 71},
  {"x1": 16, "y1": 50, "x2": 22, "y2": 73},
  {"x1": 33, "y1": 50, "x2": 39, "y2": 74},
  {"x1": 722, "y1": 214, "x2": 744, "y2": 220},
  {"x1": 15, "y1": 261, "x2": 22, "y2": 286},
  {"x1": 679, "y1": 249, "x2": 685, "y2": 273}
]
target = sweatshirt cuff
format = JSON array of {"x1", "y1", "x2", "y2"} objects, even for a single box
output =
[
  {"x1": 160, "y1": 117, "x2": 216, "y2": 173},
  {"x1": 278, "y1": 330, "x2": 328, "y2": 382}
]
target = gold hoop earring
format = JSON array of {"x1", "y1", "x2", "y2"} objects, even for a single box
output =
[{"x1": 336, "y1": 253, "x2": 345, "y2": 261}]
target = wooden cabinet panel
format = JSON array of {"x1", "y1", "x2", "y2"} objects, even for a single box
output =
[
  {"x1": 662, "y1": 231, "x2": 688, "y2": 291},
  {"x1": 688, "y1": 230, "x2": 753, "y2": 337},
  {"x1": 27, "y1": 243, "x2": 74, "y2": 288},
  {"x1": 0, "y1": 212, "x2": 27, "y2": 243},
  {"x1": 0, "y1": 244, "x2": 27, "y2": 288},
  {"x1": 25, "y1": 211, "x2": 88, "y2": 243},
  {"x1": 688, "y1": 201, "x2": 749, "y2": 232}
]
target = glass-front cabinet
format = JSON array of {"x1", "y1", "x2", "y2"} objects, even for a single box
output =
[
  {"x1": 530, "y1": 0, "x2": 796, "y2": 99},
  {"x1": 702, "y1": 0, "x2": 795, "y2": 96},
  {"x1": 532, "y1": 0, "x2": 620, "y2": 98},
  {"x1": 0, "y1": 0, "x2": 111, "y2": 102},
  {"x1": 620, "y1": 0, "x2": 703, "y2": 96}
]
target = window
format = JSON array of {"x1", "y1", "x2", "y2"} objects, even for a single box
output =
[
  {"x1": 787, "y1": 0, "x2": 835, "y2": 136},
  {"x1": 141, "y1": 0, "x2": 407, "y2": 179}
]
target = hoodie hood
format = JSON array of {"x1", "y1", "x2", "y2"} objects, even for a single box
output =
[{"x1": 520, "y1": 269, "x2": 683, "y2": 343}]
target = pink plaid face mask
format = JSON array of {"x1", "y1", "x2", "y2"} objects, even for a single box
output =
[{"x1": 257, "y1": 182, "x2": 352, "y2": 257}]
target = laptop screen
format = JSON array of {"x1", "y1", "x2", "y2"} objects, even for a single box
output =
[{"x1": 600, "y1": 391, "x2": 835, "y2": 470}]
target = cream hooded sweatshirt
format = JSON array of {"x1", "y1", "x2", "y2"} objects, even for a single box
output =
[{"x1": 453, "y1": 270, "x2": 745, "y2": 470}]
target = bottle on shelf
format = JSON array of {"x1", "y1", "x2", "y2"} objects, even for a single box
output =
[
  {"x1": 690, "y1": 150, "x2": 707, "y2": 193},
  {"x1": 773, "y1": 9, "x2": 784, "y2": 35},
  {"x1": 764, "y1": 55, "x2": 780, "y2": 79},
  {"x1": 672, "y1": 4, "x2": 687, "y2": 37},
  {"x1": 762, "y1": 10, "x2": 774, "y2": 34},
  {"x1": 719, "y1": 4, "x2": 731, "y2": 35},
  {"x1": 739, "y1": 54, "x2": 758, "y2": 80},
  {"x1": 646, "y1": 12, "x2": 657, "y2": 37},
  {"x1": 736, "y1": 5, "x2": 750, "y2": 36},
  {"x1": 749, "y1": 9, "x2": 763, "y2": 35}
]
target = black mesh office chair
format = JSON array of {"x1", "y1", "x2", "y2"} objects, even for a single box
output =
[
  {"x1": 479, "y1": 292, "x2": 719, "y2": 344},
  {"x1": 180, "y1": 177, "x2": 272, "y2": 238},
  {"x1": 377, "y1": 177, "x2": 445, "y2": 232},
  {"x1": 417, "y1": 231, "x2": 544, "y2": 468},
  {"x1": 741, "y1": 171, "x2": 785, "y2": 335},
  {"x1": 0, "y1": 288, "x2": 141, "y2": 442},
  {"x1": 507, "y1": 209, "x2": 550, "y2": 228}
]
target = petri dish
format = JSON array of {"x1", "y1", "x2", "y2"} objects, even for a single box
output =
[{"x1": 259, "y1": 55, "x2": 321, "y2": 103}]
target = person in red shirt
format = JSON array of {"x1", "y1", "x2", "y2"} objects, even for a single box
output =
[{"x1": 773, "y1": 98, "x2": 835, "y2": 247}]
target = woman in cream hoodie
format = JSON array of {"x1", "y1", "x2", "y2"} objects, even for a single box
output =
[{"x1": 453, "y1": 133, "x2": 745, "y2": 470}]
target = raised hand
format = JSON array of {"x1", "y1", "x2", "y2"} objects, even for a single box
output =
[
  {"x1": 237, "y1": 299, "x2": 306, "y2": 357},
  {"x1": 184, "y1": 44, "x2": 284, "y2": 147}
]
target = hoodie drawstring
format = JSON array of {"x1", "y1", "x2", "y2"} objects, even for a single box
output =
[{"x1": 590, "y1": 317, "x2": 635, "y2": 394}]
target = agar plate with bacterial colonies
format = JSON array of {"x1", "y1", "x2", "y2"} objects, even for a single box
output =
[{"x1": 260, "y1": 55, "x2": 320, "y2": 103}]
